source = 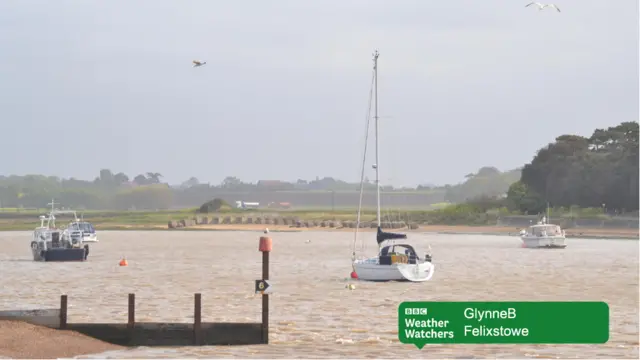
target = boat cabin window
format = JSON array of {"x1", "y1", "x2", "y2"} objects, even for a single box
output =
[
  {"x1": 380, "y1": 245, "x2": 417, "y2": 257},
  {"x1": 531, "y1": 225, "x2": 560, "y2": 236},
  {"x1": 70, "y1": 222, "x2": 95, "y2": 233}
]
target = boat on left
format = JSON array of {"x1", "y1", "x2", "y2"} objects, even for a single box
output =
[{"x1": 30, "y1": 200, "x2": 98, "y2": 262}]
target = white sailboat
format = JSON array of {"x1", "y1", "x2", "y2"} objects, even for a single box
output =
[{"x1": 350, "y1": 50, "x2": 435, "y2": 282}]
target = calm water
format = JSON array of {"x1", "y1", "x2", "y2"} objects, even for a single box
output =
[{"x1": 0, "y1": 231, "x2": 638, "y2": 359}]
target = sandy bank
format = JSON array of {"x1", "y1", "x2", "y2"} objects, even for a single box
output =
[{"x1": 0, "y1": 320, "x2": 124, "y2": 359}]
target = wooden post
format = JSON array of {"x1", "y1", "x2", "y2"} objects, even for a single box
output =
[
  {"x1": 262, "y1": 251, "x2": 269, "y2": 344},
  {"x1": 59, "y1": 295, "x2": 67, "y2": 329},
  {"x1": 127, "y1": 293, "x2": 135, "y2": 344},
  {"x1": 258, "y1": 235, "x2": 272, "y2": 345},
  {"x1": 193, "y1": 293, "x2": 202, "y2": 345},
  {"x1": 128, "y1": 293, "x2": 135, "y2": 328}
]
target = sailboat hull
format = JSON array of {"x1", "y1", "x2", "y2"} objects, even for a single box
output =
[
  {"x1": 397, "y1": 263, "x2": 435, "y2": 282},
  {"x1": 353, "y1": 258, "x2": 435, "y2": 282}
]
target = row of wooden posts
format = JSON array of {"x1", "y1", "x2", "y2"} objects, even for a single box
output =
[
  {"x1": 52, "y1": 236, "x2": 272, "y2": 346},
  {"x1": 57, "y1": 291, "x2": 267, "y2": 346}
]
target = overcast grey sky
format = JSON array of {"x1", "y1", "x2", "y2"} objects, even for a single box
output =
[{"x1": 0, "y1": 0, "x2": 637, "y2": 186}]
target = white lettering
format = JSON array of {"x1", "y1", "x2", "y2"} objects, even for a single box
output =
[
  {"x1": 404, "y1": 329, "x2": 455, "y2": 339},
  {"x1": 463, "y1": 308, "x2": 518, "y2": 322},
  {"x1": 462, "y1": 325, "x2": 530, "y2": 337},
  {"x1": 405, "y1": 318, "x2": 451, "y2": 328},
  {"x1": 464, "y1": 308, "x2": 474, "y2": 319},
  {"x1": 405, "y1": 307, "x2": 428, "y2": 315}
]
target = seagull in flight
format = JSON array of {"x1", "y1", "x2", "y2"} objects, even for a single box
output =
[
  {"x1": 525, "y1": 2, "x2": 561, "y2": 12},
  {"x1": 192, "y1": 60, "x2": 207, "y2": 68}
]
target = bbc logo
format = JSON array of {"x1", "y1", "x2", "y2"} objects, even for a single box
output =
[{"x1": 405, "y1": 307, "x2": 427, "y2": 315}]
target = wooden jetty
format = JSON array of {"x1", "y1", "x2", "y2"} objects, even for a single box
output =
[{"x1": 0, "y1": 235, "x2": 274, "y2": 347}]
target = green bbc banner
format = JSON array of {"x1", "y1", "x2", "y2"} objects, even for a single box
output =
[{"x1": 398, "y1": 301, "x2": 609, "y2": 348}]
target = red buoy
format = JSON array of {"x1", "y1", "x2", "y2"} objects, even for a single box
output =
[{"x1": 350, "y1": 271, "x2": 358, "y2": 279}]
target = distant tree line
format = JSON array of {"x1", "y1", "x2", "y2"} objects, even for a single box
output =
[
  {"x1": 3, "y1": 120, "x2": 634, "y2": 216},
  {"x1": 0, "y1": 165, "x2": 523, "y2": 210},
  {"x1": 440, "y1": 167, "x2": 521, "y2": 203},
  {"x1": 506, "y1": 121, "x2": 639, "y2": 214}
]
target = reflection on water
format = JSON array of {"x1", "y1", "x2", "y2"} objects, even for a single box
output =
[{"x1": 0, "y1": 231, "x2": 638, "y2": 359}]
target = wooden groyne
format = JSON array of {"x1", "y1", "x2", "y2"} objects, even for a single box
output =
[
  {"x1": 169, "y1": 214, "x2": 639, "y2": 232},
  {"x1": 0, "y1": 236, "x2": 274, "y2": 347},
  {"x1": 168, "y1": 215, "x2": 419, "y2": 230}
]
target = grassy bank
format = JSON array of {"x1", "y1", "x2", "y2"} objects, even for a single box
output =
[{"x1": 0, "y1": 205, "x2": 637, "y2": 235}]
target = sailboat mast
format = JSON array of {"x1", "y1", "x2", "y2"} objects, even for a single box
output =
[{"x1": 373, "y1": 50, "x2": 381, "y2": 227}]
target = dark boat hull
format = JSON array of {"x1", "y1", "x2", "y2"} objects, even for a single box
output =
[
  {"x1": 32, "y1": 247, "x2": 88, "y2": 262},
  {"x1": 43, "y1": 248, "x2": 86, "y2": 262}
]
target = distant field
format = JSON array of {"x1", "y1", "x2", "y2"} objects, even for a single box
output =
[
  {"x1": 0, "y1": 204, "x2": 636, "y2": 232},
  {"x1": 0, "y1": 203, "x2": 451, "y2": 216},
  {"x1": 0, "y1": 204, "x2": 447, "y2": 231},
  {"x1": 271, "y1": 189, "x2": 441, "y2": 194}
]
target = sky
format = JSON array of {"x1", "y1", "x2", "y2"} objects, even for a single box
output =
[{"x1": 0, "y1": 0, "x2": 637, "y2": 187}]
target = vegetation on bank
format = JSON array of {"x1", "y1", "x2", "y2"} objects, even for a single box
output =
[
  {"x1": 0, "y1": 201, "x2": 635, "y2": 232},
  {"x1": 0, "y1": 168, "x2": 520, "y2": 210},
  {"x1": 505, "y1": 122, "x2": 638, "y2": 214}
]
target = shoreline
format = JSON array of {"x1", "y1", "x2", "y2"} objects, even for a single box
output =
[
  {"x1": 0, "y1": 320, "x2": 124, "y2": 359},
  {"x1": 6, "y1": 223, "x2": 632, "y2": 240}
]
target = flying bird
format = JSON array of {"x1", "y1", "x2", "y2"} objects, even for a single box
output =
[
  {"x1": 192, "y1": 60, "x2": 207, "y2": 68},
  {"x1": 525, "y1": 2, "x2": 561, "y2": 12}
]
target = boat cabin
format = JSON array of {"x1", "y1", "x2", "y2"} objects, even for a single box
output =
[
  {"x1": 379, "y1": 244, "x2": 421, "y2": 265},
  {"x1": 68, "y1": 221, "x2": 96, "y2": 234},
  {"x1": 32, "y1": 227, "x2": 63, "y2": 249},
  {"x1": 526, "y1": 224, "x2": 562, "y2": 237}
]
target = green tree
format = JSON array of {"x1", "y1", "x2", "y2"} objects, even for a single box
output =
[
  {"x1": 133, "y1": 174, "x2": 148, "y2": 185},
  {"x1": 145, "y1": 172, "x2": 163, "y2": 184},
  {"x1": 506, "y1": 181, "x2": 545, "y2": 214},
  {"x1": 198, "y1": 198, "x2": 230, "y2": 213},
  {"x1": 444, "y1": 167, "x2": 521, "y2": 203},
  {"x1": 518, "y1": 121, "x2": 638, "y2": 212}
]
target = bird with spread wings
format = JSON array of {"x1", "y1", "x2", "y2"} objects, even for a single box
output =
[
  {"x1": 192, "y1": 60, "x2": 207, "y2": 68},
  {"x1": 525, "y1": 2, "x2": 561, "y2": 12}
]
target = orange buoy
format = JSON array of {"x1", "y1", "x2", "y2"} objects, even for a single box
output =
[
  {"x1": 119, "y1": 257, "x2": 128, "y2": 266},
  {"x1": 350, "y1": 271, "x2": 358, "y2": 279}
]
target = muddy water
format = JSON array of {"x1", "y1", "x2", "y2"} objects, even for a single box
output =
[{"x1": 0, "y1": 231, "x2": 637, "y2": 359}]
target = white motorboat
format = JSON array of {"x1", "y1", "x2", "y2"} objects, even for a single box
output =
[
  {"x1": 350, "y1": 50, "x2": 435, "y2": 282},
  {"x1": 64, "y1": 216, "x2": 99, "y2": 244},
  {"x1": 519, "y1": 216, "x2": 567, "y2": 249}
]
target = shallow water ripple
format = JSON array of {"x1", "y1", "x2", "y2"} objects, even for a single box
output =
[{"x1": 0, "y1": 231, "x2": 637, "y2": 359}]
